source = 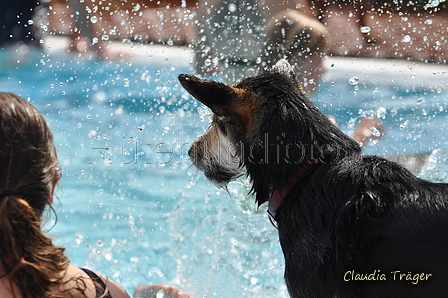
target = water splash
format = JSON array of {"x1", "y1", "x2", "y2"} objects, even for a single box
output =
[{"x1": 349, "y1": 77, "x2": 359, "y2": 86}]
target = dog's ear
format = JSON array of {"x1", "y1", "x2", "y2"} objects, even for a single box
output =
[
  {"x1": 272, "y1": 59, "x2": 295, "y2": 80},
  {"x1": 178, "y1": 74, "x2": 235, "y2": 115}
]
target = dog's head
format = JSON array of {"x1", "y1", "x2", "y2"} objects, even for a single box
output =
[
  {"x1": 179, "y1": 60, "x2": 301, "y2": 185},
  {"x1": 179, "y1": 60, "x2": 359, "y2": 203}
]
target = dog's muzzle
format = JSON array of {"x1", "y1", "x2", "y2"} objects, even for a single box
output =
[
  {"x1": 188, "y1": 140, "x2": 242, "y2": 186},
  {"x1": 203, "y1": 164, "x2": 239, "y2": 184}
]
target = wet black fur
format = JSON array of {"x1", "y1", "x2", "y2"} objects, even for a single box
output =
[
  {"x1": 180, "y1": 65, "x2": 448, "y2": 298},
  {"x1": 231, "y1": 72, "x2": 362, "y2": 207}
]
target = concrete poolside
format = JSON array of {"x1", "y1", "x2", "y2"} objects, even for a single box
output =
[{"x1": 47, "y1": 1, "x2": 448, "y2": 63}]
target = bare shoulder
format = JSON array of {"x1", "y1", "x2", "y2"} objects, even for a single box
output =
[
  {"x1": 51, "y1": 264, "x2": 96, "y2": 298},
  {"x1": 61, "y1": 265, "x2": 130, "y2": 298},
  {"x1": 96, "y1": 271, "x2": 131, "y2": 298}
]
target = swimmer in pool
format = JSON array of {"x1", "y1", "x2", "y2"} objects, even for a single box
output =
[
  {"x1": 262, "y1": 9, "x2": 329, "y2": 95},
  {"x1": 0, "y1": 92, "x2": 130, "y2": 298},
  {"x1": 194, "y1": 2, "x2": 383, "y2": 146},
  {"x1": 262, "y1": 9, "x2": 384, "y2": 146}
]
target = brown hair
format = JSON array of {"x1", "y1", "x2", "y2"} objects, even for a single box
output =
[
  {"x1": 0, "y1": 92, "x2": 74, "y2": 298},
  {"x1": 263, "y1": 10, "x2": 329, "y2": 72}
]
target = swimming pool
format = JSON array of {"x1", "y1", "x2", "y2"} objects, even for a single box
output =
[{"x1": 1, "y1": 42, "x2": 447, "y2": 297}]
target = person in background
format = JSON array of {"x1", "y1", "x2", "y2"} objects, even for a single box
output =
[
  {"x1": 263, "y1": 9, "x2": 329, "y2": 95},
  {"x1": 67, "y1": 0, "x2": 107, "y2": 58},
  {"x1": 194, "y1": 0, "x2": 384, "y2": 146},
  {"x1": 194, "y1": 0, "x2": 307, "y2": 84},
  {"x1": 0, "y1": 92, "x2": 130, "y2": 298},
  {"x1": 262, "y1": 9, "x2": 384, "y2": 145}
]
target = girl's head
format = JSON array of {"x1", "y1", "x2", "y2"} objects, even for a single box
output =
[
  {"x1": 0, "y1": 92, "x2": 69, "y2": 298},
  {"x1": 0, "y1": 92, "x2": 58, "y2": 215},
  {"x1": 0, "y1": 92, "x2": 59, "y2": 217}
]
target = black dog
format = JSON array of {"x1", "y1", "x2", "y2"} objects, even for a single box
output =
[{"x1": 179, "y1": 60, "x2": 448, "y2": 298}]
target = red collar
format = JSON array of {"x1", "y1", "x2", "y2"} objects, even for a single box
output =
[{"x1": 268, "y1": 155, "x2": 316, "y2": 218}]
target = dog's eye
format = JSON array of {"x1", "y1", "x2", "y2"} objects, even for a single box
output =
[
  {"x1": 216, "y1": 118, "x2": 227, "y2": 136},
  {"x1": 218, "y1": 121, "x2": 227, "y2": 135},
  {"x1": 212, "y1": 114, "x2": 228, "y2": 135}
]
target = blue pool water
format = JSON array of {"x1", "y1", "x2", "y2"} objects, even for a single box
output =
[{"x1": 1, "y1": 44, "x2": 447, "y2": 297}]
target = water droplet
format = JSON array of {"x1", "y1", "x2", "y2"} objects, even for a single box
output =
[
  {"x1": 377, "y1": 107, "x2": 387, "y2": 119},
  {"x1": 400, "y1": 120, "x2": 409, "y2": 130},
  {"x1": 349, "y1": 77, "x2": 359, "y2": 86},
  {"x1": 115, "y1": 105, "x2": 124, "y2": 115},
  {"x1": 250, "y1": 277, "x2": 258, "y2": 285},
  {"x1": 123, "y1": 77, "x2": 130, "y2": 87},
  {"x1": 402, "y1": 35, "x2": 411, "y2": 43},
  {"x1": 75, "y1": 234, "x2": 84, "y2": 245},
  {"x1": 90, "y1": 16, "x2": 98, "y2": 23},
  {"x1": 92, "y1": 37, "x2": 99, "y2": 44},
  {"x1": 204, "y1": 59, "x2": 212, "y2": 66},
  {"x1": 370, "y1": 126, "x2": 382, "y2": 137},
  {"x1": 348, "y1": 118, "x2": 356, "y2": 129},
  {"x1": 132, "y1": 3, "x2": 141, "y2": 11},
  {"x1": 390, "y1": 108, "x2": 398, "y2": 116},
  {"x1": 228, "y1": 3, "x2": 237, "y2": 12},
  {"x1": 102, "y1": 35, "x2": 109, "y2": 41},
  {"x1": 360, "y1": 26, "x2": 371, "y2": 34}
]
